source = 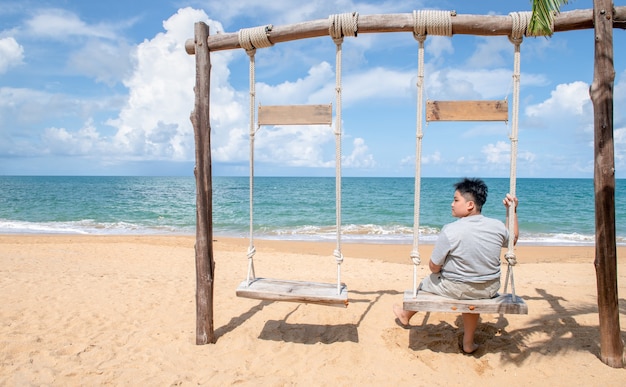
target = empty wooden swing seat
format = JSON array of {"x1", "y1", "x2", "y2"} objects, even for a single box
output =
[
  {"x1": 403, "y1": 290, "x2": 528, "y2": 314},
  {"x1": 237, "y1": 278, "x2": 348, "y2": 307},
  {"x1": 235, "y1": 26, "x2": 353, "y2": 309}
]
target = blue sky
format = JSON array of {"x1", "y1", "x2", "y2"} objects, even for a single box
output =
[{"x1": 1, "y1": 0, "x2": 625, "y2": 178}]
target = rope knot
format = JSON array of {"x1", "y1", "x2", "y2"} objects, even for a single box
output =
[
  {"x1": 508, "y1": 12, "x2": 531, "y2": 45},
  {"x1": 413, "y1": 10, "x2": 453, "y2": 42},
  {"x1": 247, "y1": 245, "x2": 256, "y2": 259},
  {"x1": 333, "y1": 249, "x2": 344, "y2": 264},
  {"x1": 329, "y1": 12, "x2": 359, "y2": 40},
  {"x1": 504, "y1": 252, "x2": 517, "y2": 266},
  {"x1": 238, "y1": 24, "x2": 274, "y2": 51},
  {"x1": 410, "y1": 250, "x2": 421, "y2": 265}
]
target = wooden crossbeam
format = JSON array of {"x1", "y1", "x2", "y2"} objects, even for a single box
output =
[
  {"x1": 426, "y1": 100, "x2": 508, "y2": 122},
  {"x1": 258, "y1": 104, "x2": 332, "y2": 126},
  {"x1": 403, "y1": 290, "x2": 528, "y2": 314}
]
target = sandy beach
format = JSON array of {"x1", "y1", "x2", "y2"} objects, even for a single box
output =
[{"x1": 1, "y1": 234, "x2": 625, "y2": 385}]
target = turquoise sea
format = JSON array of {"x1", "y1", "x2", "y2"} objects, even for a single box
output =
[{"x1": 0, "y1": 176, "x2": 624, "y2": 246}]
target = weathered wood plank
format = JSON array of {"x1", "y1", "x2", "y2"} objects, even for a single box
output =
[
  {"x1": 258, "y1": 104, "x2": 332, "y2": 126},
  {"x1": 185, "y1": 8, "x2": 626, "y2": 54},
  {"x1": 403, "y1": 290, "x2": 528, "y2": 314},
  {"x1": 237, "y1": 278, "x2": 348, "y2": 307},
  {"x1": 426, "y1": 100, "x2": 508, "y2": 122}
]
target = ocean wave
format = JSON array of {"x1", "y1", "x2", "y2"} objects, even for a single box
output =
[
  {"x1": 1, "y1": 218, "x2": 624, "y2": 246},
  {"x1": 270, "y1": 223, "x2": 437, "y2": 237},
  {"x1": 253, "y1": 224, "x2": 623, "y2": 246},
  {"x1": 0, "y1": 219, "x2": 192, "y2": 235}
]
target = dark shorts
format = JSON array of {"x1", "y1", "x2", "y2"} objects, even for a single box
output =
[{"x1": 420, "y1": 273, "x2": 500, "y2": 300}]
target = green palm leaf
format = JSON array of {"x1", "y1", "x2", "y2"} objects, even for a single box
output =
[{"x1": 528, "y1": 0, "x2": 569, "y2": 36}]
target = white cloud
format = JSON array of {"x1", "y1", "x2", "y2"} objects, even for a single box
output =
[
  {"x1": 25, "y1": 9, "x2": 118, "y2": 40},
  {"x1": 256, "y1": 61, "x2": 335, "y2": 105},
  {"x1": 41, "y1": 120, "x2": 103, "y2": 156},
  {"x1": 482, "y1": 140, "x2": 536, "y2": 165},
  {"x1": 615, "y1": 68, "x2": 626, "y2": 127},
  {"x1": 67, "y1": 40, "x2": 134, "y2": 85},
  {"x1": 99, "y1": 6, "x2": 344, "y2": 168},
  {"x1": 1, "y1": 7, "x2": 226, "y2": 164},
  {"x1": 615, "y1": 127, "x2": 626, "y2": 170},
  {"x1": 10, "y1": 8, "x2": 142, "y2": 87},
  {"x1": 614, "y1": 71, "x2": 626, "y2": 171},
  {"x1": 482, "y1": 141, "x2": 509, "y2": 163},
  {"x1": 343, "y1": 66, "x2": 414, "y2": 104},
  {"x1": 343, "y1": 137, "x2": 375, "y2": 168},
  {"x1": 219, "y1": 55, "x2": 400, "y2": 169},
  {"x1": 255, "y1": 124, "x2": 334, "y2": 167},
  {"x1": 210, "y1": 49, "x2": 336, "y2": 167},
  {"x1": 202, "y1": 0, "x2": 424, "y2": 28},
  {"x1": 426, "y1": 66, "x2": 548, "y2": 100},
  {"x1": 519, "y1": 150, "x2": 536, "y2": 163},
  {"x1": 0, "y1": 37, "x2": 24, "y2": 73},
  {"x1": 423, "y1": 34, "x2": 550, "y2": 101},
  {"x1": 211, "y1": 124, "x2": 248, "y2": 163},
  {"x1": 526, "y1": 81, "x2": 590, "y2": 117},
  {"x1": 523, "y1": 80, "x2": 594, "y2": 173},
  {"x1": 108, "y1": 8, "x2": 213, "y2": 161},
  {"x1": 423, "y1": 151, "x2": 441, "y2": 165},
  {"x1": 0, "y1": 86, "x2": 122, "y2": 132},
  {"x1": 426, "y1": 36, "x2": 454, "y2": 59},
  {"x1": 466, "y1": 37, "x2": 511, "y2": 69},
  {"x1": 400, "y1": 151, "x2": 441, "y2": 169},
  {"x1": 99, "y1": 6, "x2": 340, "y2": 168},
  {"x1": 2, "y1": 2, "x2": 621, "y2": 178}
]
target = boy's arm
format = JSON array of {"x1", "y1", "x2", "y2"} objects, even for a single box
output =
[
  {"x1": 429, "y1": 231, "x2": 449, "y2": 273},
  {"x1": 503, "y1": 193, "x2": 519, "y2": 245},
  {"x1": 429, "y1": 260, "x2": 442, "y2": 273}
]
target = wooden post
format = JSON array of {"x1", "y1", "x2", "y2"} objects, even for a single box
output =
[
  {"x1": 190, "y1": 22, "x2": 216, "y2": 345},
  {"x1": 590, "y1": 0, "x2": 624, "y2": 367}
]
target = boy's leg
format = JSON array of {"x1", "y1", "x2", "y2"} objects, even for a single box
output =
[
  {"x1": 461, "y1": 313, "x2": 480, "y2": 353},
  {"x1": 393, "y1": 304, "x2": 416, "y2": 326}
]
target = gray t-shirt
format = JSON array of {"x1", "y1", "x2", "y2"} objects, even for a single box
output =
[{"x1": 430, "y1": 214, "x2": 509, "y2": 283}]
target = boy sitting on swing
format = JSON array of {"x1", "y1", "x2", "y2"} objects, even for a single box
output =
[{"x1": 393, "y1": 177, "x2": 518, "y2": 354}]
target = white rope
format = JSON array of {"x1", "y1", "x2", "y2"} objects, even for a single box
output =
[
  {"x1": 329, "y1": 12, "x2": 358, "y2": 40},
  {"x1": 243, "y1": 46, "x2": 257, "y2": 286},
  {"x1": 409, "y1": 10, "x2": 453, "y2": 296},
  {"x1": 503, "y1": 12, "x2": 531, "y2": 300},
  {"x1": 328, "y1": 13, "x2": 357, "y2": 294},
  {"x1": 238, "y1": 25, "x2": 274, "y2": 50},
  {"x1": 238, "y1": 26, "x2": 273, "y2": 286},
  {"x1": 413, "y1": 10, "x2": 453, "y2": 39}
]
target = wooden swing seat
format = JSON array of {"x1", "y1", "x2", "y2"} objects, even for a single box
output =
[
  {"x1": 237, "y1": 278, "x2": 348, "y2": 307},
  {"x1": 403, "y1": 290, "x2": 528, "y2": 314}
]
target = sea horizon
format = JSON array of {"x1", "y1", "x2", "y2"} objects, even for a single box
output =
[{"x1": 1, "y1": 175, "x2": 624, "y2": 247}]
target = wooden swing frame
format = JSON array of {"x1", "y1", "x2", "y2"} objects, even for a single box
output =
[{"x1": 186, "y1": 5, "x2": 625, "y2": 367}]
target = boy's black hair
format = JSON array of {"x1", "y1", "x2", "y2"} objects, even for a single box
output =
[{"x1": 454, "y1": 178, "x2": 488, "y2": 211}]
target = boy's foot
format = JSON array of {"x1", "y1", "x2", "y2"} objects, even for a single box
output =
[
  {"x1": 393, "y1": 304, "x2": 411, "y2": 328},
  {"x1": 461, "y1": 343, "x2": 479, "y2": 355}
]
